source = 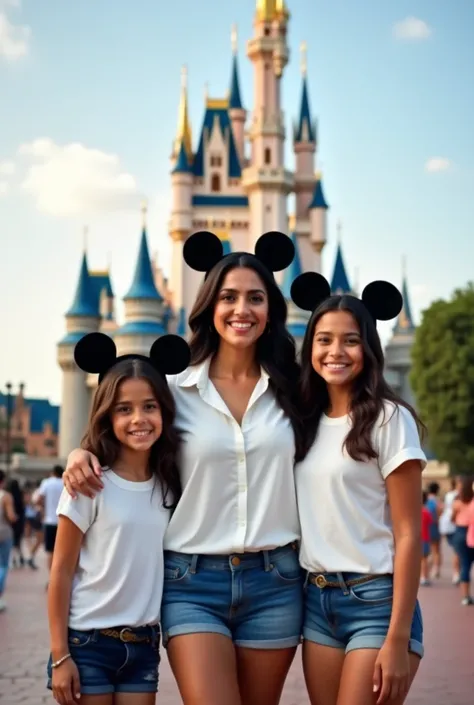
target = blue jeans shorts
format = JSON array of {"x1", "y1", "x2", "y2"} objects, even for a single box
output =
[
  {"x1": 303, "y1": 572, "x2": 424, "y2": 658},
  {"x1": 161, "y1": 542, "x2": 304, "y2": 649},
  {"x1": 422, "y1": 541, "x2": 431, "y2": 558},
  {"x1": 47, "y1": 625, "x2": 160, "y2": 695}
]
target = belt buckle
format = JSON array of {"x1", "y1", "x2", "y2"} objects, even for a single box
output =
[
  {"x1": 119, "y1": 628, "x2": 134, "y2": 642},
  {"x1": 315, "y1": 574, "x2": 328, "y2": 588}
]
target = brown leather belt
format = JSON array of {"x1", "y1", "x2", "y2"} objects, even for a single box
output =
[
  {"x1": 99, "y1": 627, "x2": 154, "y2": 643},
  {"x1": 309, "y1": 573, "x2": 391, "y2": 589}
]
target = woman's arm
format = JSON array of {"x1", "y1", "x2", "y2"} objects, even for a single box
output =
[
  {"x1": 63, "y1": 449, "x2": 104, "y2": 499},
  {"x1": 451, "y1": 498, "x2": 460, "y2": 523},
  {"x1": 3, "y1": 492, "x2": 17, "y2": 524},
  {"x1": 48, "y1": 516, "x2": 84, "y2": 662}
]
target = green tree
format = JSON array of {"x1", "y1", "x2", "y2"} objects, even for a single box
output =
[{"x1": 410, "y1": 283, "x2": 474, "y2": 475}]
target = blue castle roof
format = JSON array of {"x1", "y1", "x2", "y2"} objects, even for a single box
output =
[
  {"x1": 330, "y1": 243, "x2": 351, "y2": 294},
  {"x1": 176, "y1": 306, "x2": 187, "y2": 336},
  {"x1": 124, "y1": 228, "x2": 162, "y2": 301},
  {"x1": 222, "y1": 239, "x2": 232, "y2": 256},
  {"x1": 115, "y1": 321, "x2": 165, "y2": 336},
  {"x1": 172, "y1": 140, "x2": 191, "y2": 173},
  {"x1": 193, "y1": 102, "x2": 241, "y2": 178},
  {"x1": 229, "y1": 55, "x2": 243, "y2": 110},
  {"x1": 0, "y1": 393, "x2": 59, "y2": 434},
  {"x1": 66, "y1": 253, "x2": 98, "y2": 318},
  {"x1": 294, "y1": 77, "x2": 316, "y2": 143},
  {"x1": 393, "y1": 277, "x2": 415, "y2": 334},
  {"x1": 309, "y1": 178, "x2": 329, "y2": 210},
  {"x1": 281, "y1": 233, "x2": 302, "y2": 300}
]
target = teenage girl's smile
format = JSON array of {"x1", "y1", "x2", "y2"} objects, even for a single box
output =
[
  {"x1": 312, "y1": 310, "x2": 364, "y2": 387},
  {"x1": 111, "y1": 378, "x2": 163, "y2": 451},
  {"x1": 214, "y1": 267, "x2": 269, "y2": 348}
]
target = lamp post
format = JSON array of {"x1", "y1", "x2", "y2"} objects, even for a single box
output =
[{"x1": 5, "y1": 382, "x2": 12, "y2": 474}]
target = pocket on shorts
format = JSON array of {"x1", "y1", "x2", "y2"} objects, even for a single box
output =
[
  {"x1": 163, "y1": 559, "x2": 190, "y2": 582},
  {"x1": 68, "y1": 629, "x2": 93, "y2": 648},
  {"x1": 349, "y1": 577, "x2": 393, "y2": 605},
  {"x1": 272, "y1": 550, "x2": 303, "y2": 583}
]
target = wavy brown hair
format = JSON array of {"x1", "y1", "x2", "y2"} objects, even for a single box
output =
[
  {"x1": 81, "y1": 358, "x2": 181, "y2": 508},
  {"x1": 188, "y1": 252, "x2": 304, "y2": 461},
  {"x1": 299, "y1": 294, "x2": 425, "y2": 460}
]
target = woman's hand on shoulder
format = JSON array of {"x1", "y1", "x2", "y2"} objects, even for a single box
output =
[{"x1": 64, "y1": 449, "x2": 104, "y2": 499}]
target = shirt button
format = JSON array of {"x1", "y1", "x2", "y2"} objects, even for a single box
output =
[{"x1": 231, "y1": 556, "x2": 241, "y2": 566}]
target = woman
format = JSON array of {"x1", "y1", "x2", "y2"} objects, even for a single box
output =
[
  {"x1": 439, "y1": 478, "x2": 460, "y2": 584},
  {"x1": 0, "y1": 470, "x2": 17, "y2": 612},
  {"x1": 291, "y1": 273, "x2": 426, "y2": 705},
  {"x1": 60, "y1": 231, "x2": 304, "y2": 705},
  {"x1": 6, "y1": 479, "x2": 25, "y2": 568},
  {"x1": 451, "y1": 475, "x2": 474, "y2": 606}
]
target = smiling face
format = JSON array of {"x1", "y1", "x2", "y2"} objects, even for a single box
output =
[
  {"x1": 212, "y1": 266, "x2": 269, "y2": 350},
  {"x1": 311, "y1": 310, "x2": 364, "y2": 389},
  {"x1": 111, "y1": 378, "x2": 163, "y2": 453}
]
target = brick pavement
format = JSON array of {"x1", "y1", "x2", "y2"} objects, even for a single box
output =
[{"x1": 0, "y1": 550, "x2": 472, "y2": 705}]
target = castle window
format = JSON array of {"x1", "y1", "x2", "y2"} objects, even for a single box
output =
[
  {"x1": 264, "y1": 27, "x2": 270, "y2": 36},
  {"x1": 264, "y1": 147, "x2": 271, "y2": 165},
  {"x1": 210, "y1": 155, "x2": 222, "y2": 167},
  {"x1": 211, "y1": 174, "x2": 221, "y2": 192}
]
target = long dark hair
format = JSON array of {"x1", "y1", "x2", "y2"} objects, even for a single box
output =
[
  {"x1": 81, "y1": 359, "x2": 181, "y2": 508},
  {"x1": 457, "y1": 476, "x2": 474, "y2": 504},
  {"x1": 299, "y1": 294, "x2": 424, "y2": 460},
  {"x1": 188, "y1": 252, "x2": 304, "y2": 461}
]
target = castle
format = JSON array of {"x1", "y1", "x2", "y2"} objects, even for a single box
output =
[{"x1": 57, "y1": 0, "x2": 416, "y2": 458}]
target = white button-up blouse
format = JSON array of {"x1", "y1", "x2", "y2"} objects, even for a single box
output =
[{"x1": 164, "y1": 358, "x2": 300, "y2": 555}]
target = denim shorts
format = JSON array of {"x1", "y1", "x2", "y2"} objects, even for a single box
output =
[
  {"x1": 47, "y1": 626, "x2": 160, "y2": 695},
  {"x1": 422, "y1": 541, "x2": 431, "y2": 557},
  {"x1": 303, "y1": 572, "x2": 424, "y2": 658},
  {"x1": 161, "y1": 542, "x2": 304, "y2": 649}
]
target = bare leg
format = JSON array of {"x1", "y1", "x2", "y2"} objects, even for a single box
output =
[
  {"x1": 302, "y1": 641, "x2": 345, "y2": 705},
  {"x1": 167, "y1": 634, "x2": 241, "y2": 705},
  {"x1": 79, "y1": 695, "x2": 113, "y2": 705},
  {"x1": 336, "y1": 649, "x2": 420, "y2": 705},
  {"x1": 236, "y1": 646, "x2": 296, "y2": 705},
  {"x1": 430, "y1": 540, "x2": 441, "y2": 578},
  {"x1": 115, "y1": 693, "x2": 156, "y2": 705}
]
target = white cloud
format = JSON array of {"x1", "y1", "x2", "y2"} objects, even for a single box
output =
[
  {"x1": 424, "y1": 157, "x2": 452, "y2": 173},
  {"x1": 0, "y1": 181, "x2": 9, "y2": 196},
  {"x1": 19, "y1": 138, "x2": 141, "y2": 217},
  {"x1": 0, "y1": 160, "x2": 15, "y2": 175},
  {"x1": 0, "y1": 1, "x2": 30, "y2": 61},
  {"x1": 393, "y1": 17, "x2": 432, "y2": 41}
]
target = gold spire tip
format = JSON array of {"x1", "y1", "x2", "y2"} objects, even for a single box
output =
[
  {"x1": 300, "y1": 41, "x2": 307, "y2": 76},
  {"x1": 231, "y1": 24, "x2": 238, "y2": 54}
]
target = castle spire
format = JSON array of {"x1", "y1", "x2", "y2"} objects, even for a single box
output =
[
  {"x1": 229, "y1": 25, "x2": 243, "y2": 109},
  {"x1": 330, "y1": 223, "x2": 351, "y2": 294},
  {"x1": 294, "y1": 42, "x2": 316, "y2": 144},
  {"x1": 173, "y1": 65, "x2": 193, "y2": 162},
  {"x1": 124, "y1": 210, "x2": 162, "y2": 301},
  {"x1": 393, "y1": 257, "x2": 415, "y2": 334},
  {"x1": 256, "y1": 0, "x2": 288, "y2": 21},
  {"x1": 66, "y1": 252, "x2": 96, "y2": 317}
]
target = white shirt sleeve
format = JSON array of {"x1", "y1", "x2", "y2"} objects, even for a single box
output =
[
  {"x1": 56, "y1": 488, "x2": 97, "y2": 534},
  {"x1": 376, "y1": 403, "x2": 427, "y2": 479}
]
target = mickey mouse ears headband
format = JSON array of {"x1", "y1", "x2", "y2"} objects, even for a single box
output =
[
  {"x1": 290, "y1": 272, "x2": 403, "y2": 321},
  {"x1": 183, "y1": 230, "x2": 295, "y2": 275},
  {"x1": 74, "y1": 332, "x2": 191, "y2": 383}
]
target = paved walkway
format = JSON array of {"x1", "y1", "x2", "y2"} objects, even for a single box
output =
[{"x1": 0, "y1": 550, "x2": 472, "y2": 704}]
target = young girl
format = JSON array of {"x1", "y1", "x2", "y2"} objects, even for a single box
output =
[
  {"x1": 47, "y1": 332, "x2": 189, "y2": 705},
  {"x1": 291, "y1": 273, "x2": 426, "y2": 705}
]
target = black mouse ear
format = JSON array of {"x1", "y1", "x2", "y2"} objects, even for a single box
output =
[
  {"x1": 149, "y1": 335, "x2": 191, "y2": 376},
  {"x1": 254, "y1": 231, "x2": 295, "y2": 272},
  {"x1": 74, "y1": 332, "x2": 117, "y2": 375},
  {"x1": 361, "y1": 281, "x2": 403, "y2": 321},
  {"x1": 290, "y1": 272, "x2": 331, "y2": 312},
  {"x1": 183, "y1": 231, "x2": 224, "y2": 272}
]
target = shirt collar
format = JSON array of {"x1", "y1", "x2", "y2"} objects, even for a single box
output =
[{"x1": 177, "y1": 357, "x2": 270, "y2": 391}]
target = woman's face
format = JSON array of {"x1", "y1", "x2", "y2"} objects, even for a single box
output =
[
  {"x1": 311, "y1": 310, "x2": 364, "y2": 388},
  {"x1": 213, "y1": 267, "x2": 269, "y2": 350}
]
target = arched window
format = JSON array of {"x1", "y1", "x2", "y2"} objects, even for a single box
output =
[
  {"x1": 264, "y1": 148, "x2": 271, "y2": 165},
  {"x1": 211, "y1": 173, "x2": 221, "y2": 192}
]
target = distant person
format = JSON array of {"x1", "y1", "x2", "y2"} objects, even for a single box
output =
[
  {"x1": 6, "y1": 478, "x2": 25, "y2": 568},
  {"x1": 34, "y1": 466, "x2": 64, "y2": 574},
  {"x1": 439, "y1": 478, "x2": 460, "y2": 584},
  {"x1": 426, "y1": 482, "x2": 443, "y2": 578},
  {"x1": 23, "y1": 482, "x2": 43, "y2": 569},
  {"x1": 451, "y1": 476, "x2": 474, "y2": 606},
  {"x1": 0, "y1": 470, "x2": 17, "y2": 611},
  {"x1": 420, "y1": 491, "x2": 433, "y2": 586}
]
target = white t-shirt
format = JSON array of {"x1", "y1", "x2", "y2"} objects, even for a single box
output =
[
  {"x1": 36, "y1": 476, "x2": 64, "y2": 525},
  {"x1": 57, "y1": 470, "x2": 170, "y2": 630},
  {"x1": 297, "y1": 402, "x2": 426, "y2": 574},
  {"x1": 164, "y1": 358, "x2": 300, "y2": 554},
  {"x1": 439, "y1": 489, "x2": 457, "y2": 535}
]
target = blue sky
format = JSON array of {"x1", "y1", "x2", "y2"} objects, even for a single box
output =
[{"x1": 0, "y1": 0, "x2": 473, "y2": 404}]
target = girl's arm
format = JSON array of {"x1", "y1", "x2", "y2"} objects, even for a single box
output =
[
  {"x1": 451, "y1": 498, "x2": 460, "y2": 523},
  {"x1": 48, "y1": 516, "x2": 84, "y2": 662},
  {"x1": 3, "y1": 492, "x2": 17, "y2": 524},
  {"x1": 385, "y1": 459, "x2": 423, "y2": 644}
]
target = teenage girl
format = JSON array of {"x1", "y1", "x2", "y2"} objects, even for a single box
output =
[
  {"x1": 451, "y1": 475, "x2": 474, "y2": 605},
  {"x1": 61, "y1": 231, "x2": 305, "y2": 705},
  {"x1": 47, "y1": 333, "x2": 189, "y2": 705},
  {"x1": 291, "y1": 274, "x2": 426, "y2": 705}
]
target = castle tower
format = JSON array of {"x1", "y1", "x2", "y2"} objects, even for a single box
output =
[
  {"x1": 308, "y1": 173, "x2": 329, "y2": 272},
  {"x1": 281, "y1": 227, "x2": 310, "y2": 342},
  {"x1": 114, "y1": 204, "x2": 166, "y2": 356},
  {"x1": 293, "y1": 42, "x2": 319, "y2": 272},
  {"x1": 242, "y1": 0, "x2": 293, "y2": 246},
  {"x1": 57, "y1": 250, "x2": 100, "y2": 457},
  {"x1": 384, "y1": 259, "x2": 417, "y2": 405},
  {"x1": 330, "y1": 221, "x2": 351, "y2": 294},
  {"x1": 229, "y1": 25, "x2": 246, "y2": 164}
]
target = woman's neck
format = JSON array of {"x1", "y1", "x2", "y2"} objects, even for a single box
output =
[
  {"x1": 209, "y1": 342, "x2": 260, "y2": 380},
  {"x1": 114, "y1": 449, "x2": 152, "y2": 481},
  {"x1": 326, "y1": 384, "x2": 352, "y2": 418}
]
